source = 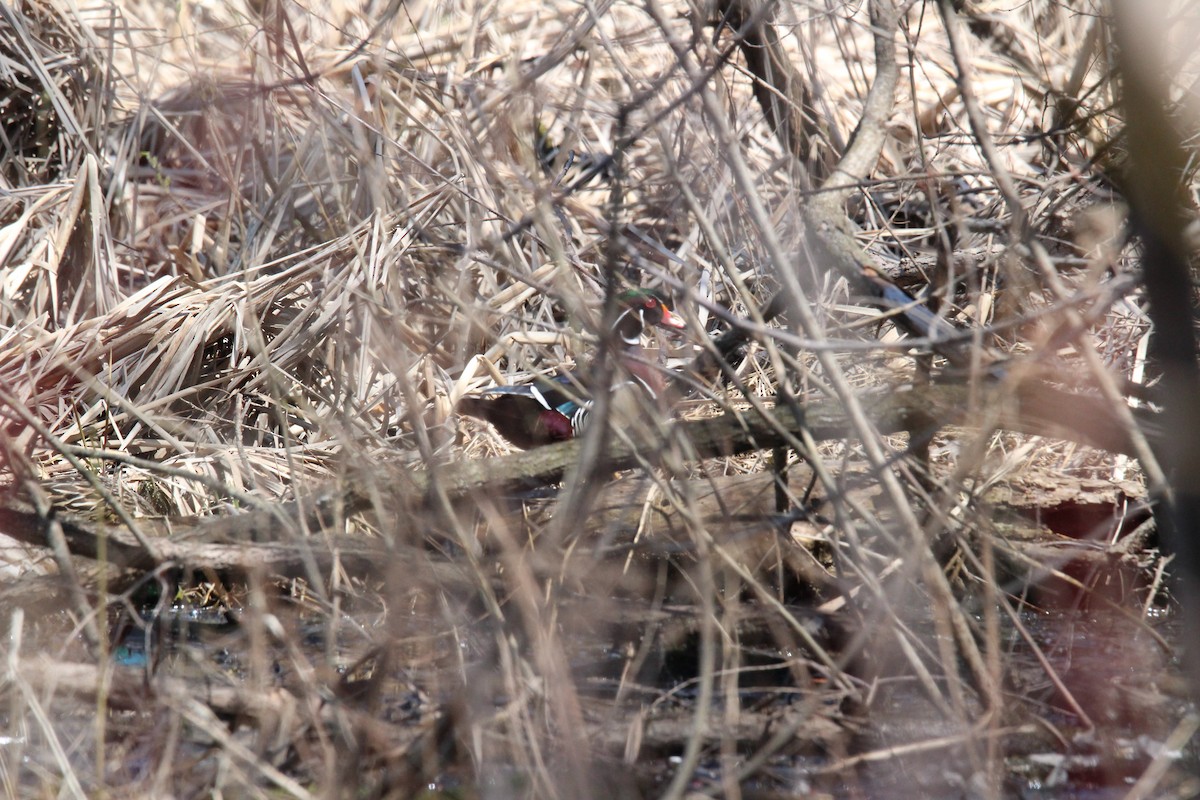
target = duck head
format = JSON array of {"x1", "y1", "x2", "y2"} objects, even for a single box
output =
[{"x1": 614, "y1": 288, "x2": 686, "y2": 347}]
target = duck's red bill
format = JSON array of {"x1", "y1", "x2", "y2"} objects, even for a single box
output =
[{"x1": 658, "y1": 307, "x2": 686, "y2": 329}]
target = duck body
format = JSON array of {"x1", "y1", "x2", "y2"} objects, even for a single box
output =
[
  {"x1": 457, "y1": 376, "x2": 585, "y2": 449},
  {"x1": 459, "y1": 289, "x2": 685, "y2": 449}
]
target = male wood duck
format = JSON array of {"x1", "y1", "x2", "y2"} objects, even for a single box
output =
[{"x1": 458, "y1": 288, "x2": 686, "y2": 449}]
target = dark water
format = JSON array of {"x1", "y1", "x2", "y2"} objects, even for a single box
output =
[{"x1": 4, "y1": 573, "x2": 1195, "y2": 798}]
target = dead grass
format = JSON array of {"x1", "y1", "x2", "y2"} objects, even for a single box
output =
[{"x1": 0, "y1": 0, "x2": 1193, "y2": 797}]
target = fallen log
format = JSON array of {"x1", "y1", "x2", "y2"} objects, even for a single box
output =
[{"x1": 0, "y1": 379, "x2": 1152, "y2": 579}]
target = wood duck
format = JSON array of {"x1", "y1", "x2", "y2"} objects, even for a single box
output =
[{"x1": 458, "y1": 288, "x2": 686, "y2": 449}]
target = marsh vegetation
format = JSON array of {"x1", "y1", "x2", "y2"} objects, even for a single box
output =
[{"x1": 0, "y1": 0, "x2": 1196, "y2": 797}]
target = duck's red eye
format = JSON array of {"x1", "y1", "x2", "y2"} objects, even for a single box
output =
[{"x1": 644, "y1": 298, "x2": 656, "y2": 309}]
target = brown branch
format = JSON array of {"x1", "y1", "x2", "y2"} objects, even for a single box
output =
[
  {"x1": 12, "y1": 655, "x2": 426, "y2": 770},
  {"x1": 799, "y1": 0, "x2": 914, "y2": 299},
  {"x1": 716, "y1": 0, "x2": 820, "y2": 170},
  {"x1": 0, "y1": 495, "x2": 476, "y2": 589}
]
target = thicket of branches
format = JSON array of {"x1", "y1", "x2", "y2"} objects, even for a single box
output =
[{"x1": 0, "y1": 0, "x2": 1196, "y2": 797}]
